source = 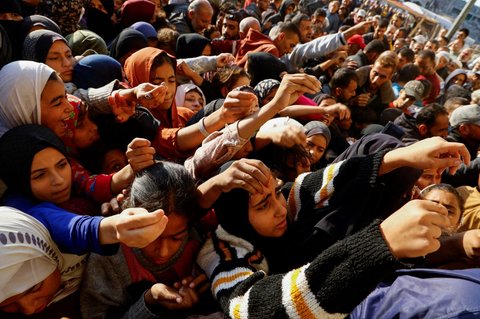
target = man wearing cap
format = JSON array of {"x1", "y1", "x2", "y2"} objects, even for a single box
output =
[
  {"x1": 446, "y1": 104, "x2": 480, "y2": 159},
  {"x1": 389, "y1": 80, "x2": 425, "y2": 114},
  {"x1": 408, "y1": 35, "x2": 425, "y2": 55},
  {"x1": 347, "y1": 34, "x2": 365, "y2": 56},
  {"x1": 436, "y1": 51, "x2": 451, "y2": 80},
  {"x1": 394, "y1": 102, "x2": 449, "y2": 145},
  {"x1": 343, "y1": 8, "x2": 366, "y2": 26}
]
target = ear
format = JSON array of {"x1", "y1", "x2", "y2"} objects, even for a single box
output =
[
  {"x1": 220, "y1": 86, "x2": 229, "y2": 98},
  {"x1": 278, "y1": 32, "x2": 286, "y2": 40},
  {"x1": 418, "y1": 124, "x2": 428, "y2": 136},
  {"x1": 458, "y1": 124, "x2": 469, "y2": 135},
  {"x1": 334, "y1": 87, "x2": 342, "y2": 97},
  {"x1": 187, "y1": 10, "x2": 194, "y2": 20}
]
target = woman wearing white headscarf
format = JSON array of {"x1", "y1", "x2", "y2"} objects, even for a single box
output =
[
  {"x1": 0, "y1": 60, "x2": 138, "y2": 203},
  {"x1": 0, "y1": 206, "x2": 85, "y2": 316}
]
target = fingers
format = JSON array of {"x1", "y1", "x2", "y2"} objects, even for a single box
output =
[
  {"x1": 281, "y1": 73, "x2": 321, "y2": 95},
  {"x1": 151, "y1": 284, "x2": 182, "y2": 303},
  {"x1": 120, "y1": 210, "x2": 168, "y2": 231},
  {"x1": 126, "y1": 138, "x2": 156, "y2": 172},
  {"x1": 139, "y1": 84, "x2": 168, "y2": 108},
  {"x1": 223, "y1": 159, "x2": 271, "y2": 194},
  {"x1": 188, "y1": 274, "x2": 208, "y2": 289}
]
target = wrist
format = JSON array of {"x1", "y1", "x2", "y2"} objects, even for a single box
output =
[{"x1": 378, "y1": 148, "x2": 407, "y2": 176}]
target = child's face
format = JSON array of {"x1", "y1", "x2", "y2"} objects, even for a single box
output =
[
  {"x1": 40, "y1": 78, "x2": 74, "y2": 138},
  {"x1": 30, "y1": 147, "x2": 71, "y2": 204},
  {"x1": 102, "y1": 149, "x2": 128, "y2": 174},
  {"x1": 73, "y1": 115, "x2": 99, "y2": 149},
  {"x1": 141, "y1": 213, "x2": 189, "y2": 265},
  {"x1": 248, "y1": 173, "x2": 288, "y2": 238},
  {"x1": 0, "y1": 269, "x2": 60, "y2": 315},
  {"x1": 183, "y1": 91, "x2": 204, "y2": 112},
  {"x1": 306, "y1": 134, "x2": 327, "y2": 164},
  {"x1": 421, "y1": 189, "x2": 462, "y2": 231},
  {"x1": 416, "y1": 168, "x2": 442, "y2": 190}
]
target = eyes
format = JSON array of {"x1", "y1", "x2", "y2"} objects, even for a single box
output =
[{"x1": 31, "y1": 159, "x2": 68, "y2": 180}]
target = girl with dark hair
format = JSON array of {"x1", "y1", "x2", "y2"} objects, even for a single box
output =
[
  {"x1": 81, "y1": 162, "x2": 213, "y2": 318},
  {"x1": 195, "y1": 137, "x2": 470, "y2": 318}
]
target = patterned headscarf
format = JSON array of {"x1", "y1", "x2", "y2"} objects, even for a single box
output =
[
  {"x1": 35, "y1": 0, "x2": 85, "y2": 35},
  {"x1": 254, "y1": 79, "x2": 281, "y2": 105},
  {"x1": 0, "y1": 207, "x2": 85, "y2": 305}
]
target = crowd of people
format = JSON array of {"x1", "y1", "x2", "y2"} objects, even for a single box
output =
[{"x1": 2, "y1": 0, "x2": 480, "y2": 318}]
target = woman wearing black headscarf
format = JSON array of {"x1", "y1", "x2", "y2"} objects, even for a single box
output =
[
  {"x1": 245, "y1": 52, "x2": 287, "y2": 87},
  {"x1": 196, "y1": 136, "x2": 465, "y2": 318},
  {"x1": 175, "y1": 33, "x2": 211, "y2": 59},
  {"x1": 108, "y1": 28, "x2": 148, "y2": 66}
]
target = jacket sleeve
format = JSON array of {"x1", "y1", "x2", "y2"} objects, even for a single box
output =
[
  {"x1": 184, "y1": 123, "x2": 249, "y2": 180},
  {"x1": 282, "y1": 32, "x2": 346, "y2": 72},
  {"x1": 198, "y1": 221, "x2": 401, "y2": 319},
  {"x1": 70, "y1": 158, "x2": 114, "y2": 203},
  {"x1": 24, "y1": 202, "x2": 117, "y2": 255}
]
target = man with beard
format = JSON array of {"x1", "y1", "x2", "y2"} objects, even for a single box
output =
[
  {"x1": 350, "y1": 51, "x2": 396, "y2": 121},
  {"x1": 446, "y1": 104, "x2": 480, "y2": 159},
  {"x1": 394, "y1": 102, "x2": 449, "y2": 145},
  {"x1": 329, "y1": 67, "x2": 358, "y2": 104}
]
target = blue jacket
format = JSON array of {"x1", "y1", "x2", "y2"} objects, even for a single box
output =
[
  {"x1": 3, "y1": 194, "x2": 117, "y2": 256},
  {"x1": 350, "y1": 268, "x2": 480, "y2": 319}
]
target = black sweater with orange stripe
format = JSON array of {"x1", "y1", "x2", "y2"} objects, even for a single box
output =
[{"x1": 197, "y1": 220, "x2": 402, "y2": 319}]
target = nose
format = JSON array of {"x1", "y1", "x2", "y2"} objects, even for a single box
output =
[
  {"x1": 51, "y1": 168, "x2": 65, "y2": 186},
  {"x1": 62, "y1": 56, "x2": 72, "y2": 68},
  {"x1": 158, "y1": 239, "x2": 170, "y2": 259}
]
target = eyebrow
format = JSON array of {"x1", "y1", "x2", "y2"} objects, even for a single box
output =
[
  {"x1": 426, "y1": 199, "x2": 458, "y2": 212},
  {"x1": 31, "y1": 158, "x2": 67, "y2": 175},
  {"x1": 252, "y1": 193, "x2": 271, "y2": 208},
  {"x1": 171, "y1": 227, "x2": 188, "y2": 237}
]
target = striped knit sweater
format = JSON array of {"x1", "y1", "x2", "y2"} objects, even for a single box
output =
[{"x1": 197, "y1": 220, "x2": 401, "y2": 319}]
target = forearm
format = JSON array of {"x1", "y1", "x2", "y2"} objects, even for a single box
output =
[
  {"x1": 196, "y1": 178, "x2": 223, "y2": 209},
  {"x1": 176, "y1": 110, "x2": 226, "y2": 152},
  {"x1": 111, "y1": 164, "x2": 134, "y2": 195},
  {"x1": 277, "y1": 105, "x2": 326, "y2": 118},
  {"x1": 378, "y1": 147, "x2": 409, "y2": 176}
]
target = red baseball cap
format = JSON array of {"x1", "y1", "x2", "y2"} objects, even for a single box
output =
[{"x1": 347, "y1": 34, "x2": 366, "y2": 49}]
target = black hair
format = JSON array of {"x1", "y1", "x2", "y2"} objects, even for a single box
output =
[
  {"x1": 377, "y1": 18, "x2": 389, "y2": 29},
  {"x1": 313, "y1": 8, "x2": 327, "y2": 17},
  {"x1": 398, "y1": 47, "x2": 415, "y2": 63},
  {"x1": 417, "y1": 50, "x2": 436, "y2": 63},
  {"x1": 124, "y1": 162, "x2": 198, "y2": 220},
  {"x1": 445, "y1": 84, "x2": 471, "y2": 101},
  {"x1": 459, "y1": 28, "x2": 470, "y2": 37},
  {"x1": 444, "y1": 97, "x2": 470, "y2": 113},
  {"x1": 330, "y1": 67, "x2": 358, "y2": 90},
  {"x1": 275, "y1": 21, "x2": 302, "y2": 41},
  {"x1": 364, "y1": 39, "x2": 386, "y2": 54},
  {"x1": 416, "y1": 103, "x2": 448, "y2": 127},
  {"x1": 420, "y1": 183, "x2": 465, "y2": 216},
  {"x1": 396, "y1": 63, "x2": 420, "y2": 83},
  {"x1": 291, "y1": 13, "x2": 310, "y2": 26}
]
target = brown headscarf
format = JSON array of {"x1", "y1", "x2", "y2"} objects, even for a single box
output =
[{"x1": 123, "y1": 47, "x2": 190, "y2": 129}]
